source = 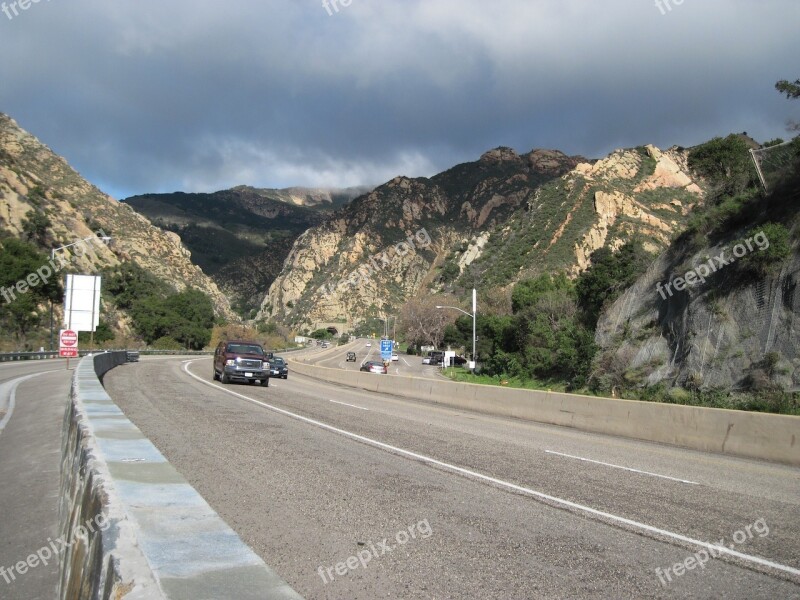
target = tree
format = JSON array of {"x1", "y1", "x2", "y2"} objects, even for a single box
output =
[
  {"x1": 398, "y1": 295, "x2": 456, "y2": 349},
  {"x1": 439, "y1": 261, "x2": 460, "y2": 283},
  {"x1": 21, "y1": 209, "x2": 51, "y2": 245},
  {"x1": 353, "y1": 317, "x2": 387, "y2": 338},
  {"x1": 507, "y1": 275, "x2": 595, "y2": 385},
  {"x1": 104, "y1": 262, "x2": 172, "y2": 310},
  {"x1": 735, "y1": 223, "x2": 792, "y2": 277},
  {"x1": 129, "y1": 288, "x2": 214, "y2": 350},
  {"x1": 479, "y1": 286, "x2": 513, "y2": 316},
  {"x1": 775, "y1": 78, "x2": 800, "y2": 100},
  {"x1": 78, "y1": 321, "x2": 114, "y2": 345},
  {"x1": 512, "y1": 273, "x2": 572, "y2": 314},
  {"x1": 576, "y1": 240, "x2": 650, "y2": 328},
  {"x1": 688, "y1": 135, "x2": 759, "y2": 198},
  {"x1": 166, "y1": 289, "x2": 215, "y2": 349},
  {"x1": 0, "y1": 238, "x2": 62, "y2": 341},
  {"x1": 775, "y1": 77, "x2": 800, "y2": 131}
]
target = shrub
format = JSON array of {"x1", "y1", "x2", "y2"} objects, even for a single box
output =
[
  {"x1": 151, "y1": 336, "x2": 182, "y2": 350},
  {"x1": 734, "y1": 222, "x2": 791, "y2": 277},
  {"x1": 688, "y1": 135, "x2": 759, "y2": 198}
]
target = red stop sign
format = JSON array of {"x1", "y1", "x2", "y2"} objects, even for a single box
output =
[{"x1": 60, "y1": 330, "x2": 78, "y2": 347}]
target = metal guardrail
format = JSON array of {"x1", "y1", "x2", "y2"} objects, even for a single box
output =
[
  {"x1": 0, "y1": 350, "x2": 213, "y2": 362},
  {"x1": 0, "y1": 346, "x2": 306, "y2": 363}
]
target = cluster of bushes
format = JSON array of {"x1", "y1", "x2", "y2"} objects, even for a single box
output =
[
  {"x1": 634, "y1": 384, "x2": 799, "y2": 416},
  {"x1": 310, "y1": 328, "x2": 334, "y2": 340},
  {"x1": 104, "y1": 263, "x2": 214, "y2": 350},
  {"x1": 443, "y1": 241, "x2": 650, "y2": 389},
  {"x1": 0, "y1": 237, "x2": 62, "y2": 344}
]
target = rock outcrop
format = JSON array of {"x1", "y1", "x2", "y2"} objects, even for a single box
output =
[
  {"x1": 258, "y1": 144, "x2": 703, "y2": 330},
  {"x1": 0, "y1": 113, "x2": 235, "y2": 322}
]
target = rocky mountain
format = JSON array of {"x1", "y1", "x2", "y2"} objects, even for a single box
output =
[
  {"x1": 595, "y1": 156, "x2": 800, "y2": 393},
  {"x1": 456, "y1": 145, "x2": 703, "y2": 289},
  {"x1": 257, "y1": 144, "x2": 705, "y2": 331},
  {"x1": 124, "y1": 185, "x2": 369, "y2": 317},
  {"x1": 0, "y1": 113, "x2": 235, "y2": 328},
  {"x1": 230, "y1": 185, "x2": 372, "y2": 209}
]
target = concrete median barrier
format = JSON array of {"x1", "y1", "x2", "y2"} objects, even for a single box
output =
[
  {"x1": 288, "y1": 359, "x2": 800, "y2": 466},
  {"x1": 60, "y1": 352, "x2": 304, "y2": 599}
]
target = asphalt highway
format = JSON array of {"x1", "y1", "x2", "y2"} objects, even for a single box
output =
[
  {"x1": 306, "y1": 340, "x2": 447, "y2": 379},
  {"x1": 0, "y1": 360, "x2": 73, "y2": 600},
  {"x1": 102, "y1": 353, "x2": 800, "y2": 599}
]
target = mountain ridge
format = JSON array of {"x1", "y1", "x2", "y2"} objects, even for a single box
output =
[
  {"x1": 124, "y1": 185, "x2": 370, "y2": 316},
  {"x1": 0, "y1": 112, "x2": 235, "y2": 345},
  {"x1": 254, "y1": 144, "x2": 704, "y2": 330}
]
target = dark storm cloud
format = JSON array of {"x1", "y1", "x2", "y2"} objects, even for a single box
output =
[{"x1": 0, "y1": 0, "x2": 797, "y2": 199}]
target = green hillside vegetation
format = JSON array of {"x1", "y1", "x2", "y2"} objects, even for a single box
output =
[
  {"x1": 104, "y1": 262, "x2": 215, "y2": 349},
  {"x1": 0, "y1": 236, "x2": 62, "y2": 343},
  {"x1": 444, "y1": 243, "x2": 646, "y2": 389},
  {"x1": 443, "y1": 130, "x2": 799, "y2": 413},
  {"x1": 0, "y1": 236, "x2": 217, "y2": 351}
]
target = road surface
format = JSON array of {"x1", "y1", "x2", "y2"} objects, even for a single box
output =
[{"x1": 102, "y1": 355, "x2": 800, "y2": 599}]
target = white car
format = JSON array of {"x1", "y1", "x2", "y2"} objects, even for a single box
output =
[
  {"x1": 391, "y1": 353, "x2": 399, "y2": 362},
  {"x1": 422, "y1": 356, "x2": 431, "y2": 365},
  {"x1": 366, "y1": 342, "x2": 372, "y2": 347}
]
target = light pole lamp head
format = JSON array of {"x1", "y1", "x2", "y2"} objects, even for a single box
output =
[{"x1": 435, "y1": 306, "x2": 443, "y2": 309}]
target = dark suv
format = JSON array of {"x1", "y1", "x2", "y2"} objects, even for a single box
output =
[
  {"x1": 269, "y1": 356, "x2": 289, "y2": 379},
  {"x1": 213, "y1": 340, "x2": 270, "y2": 386}
]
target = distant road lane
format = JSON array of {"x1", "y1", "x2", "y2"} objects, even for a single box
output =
[
  {"x1": 307, "y1": 339, "x2": 446, "y2": 379},
  {"x1": 103, "y1": 356, "x2": 800, "y2": 599}
]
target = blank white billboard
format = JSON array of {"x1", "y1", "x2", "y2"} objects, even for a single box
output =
[{"x1": 63, "y1": 274, "x2": 101, "y2": 332}]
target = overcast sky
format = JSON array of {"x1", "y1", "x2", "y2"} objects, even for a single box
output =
[{"x1": 1, "y1": 1, "x2": 798, "y2": 200}]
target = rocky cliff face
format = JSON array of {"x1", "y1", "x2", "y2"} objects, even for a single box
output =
[
  {"x1": 571, "y1": 145, "x2": 702, "y2": 272},
  {"x1": 458, "y1": 145, "x2": 704, "y2": 291},
  {"x1": 256, "y1": 147, "x2": 601, "y2": 329},
  {"x1": 596, "y1": 235, "x2": 799, "y2": 392},
  {"x1": 124, "y1": 185, "x2": 371, "y2": 317},
  {"x1": 596, "y1": 170, "x2": 800, "y2": 391},
  {"x1": 260, "y1": 144, "x2": 706, "y2": 331},
  {"x1": 0, "y1": 113, "x2": 234, "y2": 322}
]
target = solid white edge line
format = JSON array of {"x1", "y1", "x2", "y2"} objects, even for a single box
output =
[
  {"x1": 0, "y1": 371, "x2": 60, "y2": 434},
  {"x1": 545, "y1": 450, "x2": 700, "y2": 485},
  {"x1": 182, "y1": 360, "x2": 800, "y2": 579},
  {"x1": 329, "y1": 399, "x2": 369, "y2": 411}
]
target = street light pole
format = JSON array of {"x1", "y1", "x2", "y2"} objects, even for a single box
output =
[
  {"x1": 472, "y1": 288, "x2": 477, "y2": 374},
  {"x1": 436, "y1": 288, "x2": 477, "y2": 374}
]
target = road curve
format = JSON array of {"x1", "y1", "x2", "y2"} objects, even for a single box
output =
[
  {"x1": 103, "y1": 356, "x2": 800, "y2": 599},
  {"x1": 305, "y1": 339, "x2": 447, "y2": 379}
]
